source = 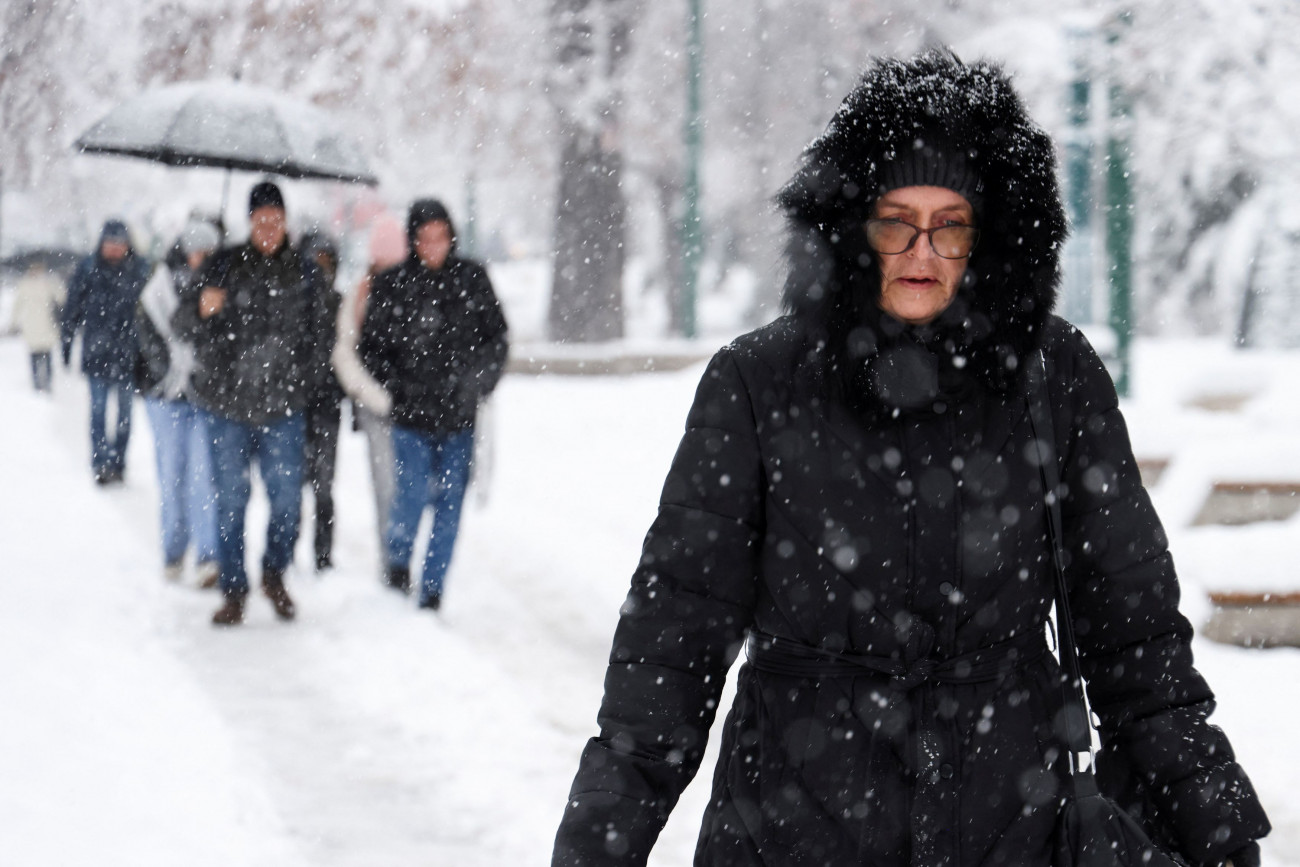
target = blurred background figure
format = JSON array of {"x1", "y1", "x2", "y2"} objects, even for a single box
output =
[
  {"x1": 12, "y1": 259, "x2": 67, "y2": 393},
  {"x1": 359, "y1": 199, "x2": 508, "y2": 611},
  {"x1": 136, "y1": 217, "x2": 222, "y2": 586},
  {"x1": 300, "y1": 230, "x2": 343, "y2": 572},
  {"x1": 60, "y1": 219, "x2": 150, "y2": 485},
  {"x1": 332, "y1": 212, "x2": 406, "y2": 567}
]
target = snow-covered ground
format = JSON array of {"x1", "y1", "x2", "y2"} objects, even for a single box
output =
[{"x1": 1, "y1": 331, "x2": 1297, "y2": 866}]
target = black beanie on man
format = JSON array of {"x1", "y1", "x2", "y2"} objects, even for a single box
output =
[{"x1": 248, "y1": 180, "x2": 285, "y2": 214}]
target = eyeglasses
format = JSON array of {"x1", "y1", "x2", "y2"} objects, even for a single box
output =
[{"x1": 864, "y1": 219, "x2": 980, "y2": 259}]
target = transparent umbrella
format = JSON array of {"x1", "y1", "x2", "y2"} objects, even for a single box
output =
[{"x1": 74, "y1": 79, "x2": 378, "y2": 216}]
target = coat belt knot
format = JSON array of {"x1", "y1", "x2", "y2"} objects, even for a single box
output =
[{"x1": 745, "y1": 626, "x2": 1045, "y2": 690}]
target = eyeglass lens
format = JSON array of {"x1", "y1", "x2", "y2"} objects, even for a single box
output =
[{"x1": 865, "y1": 220, "x2": 978, "y2": 259}]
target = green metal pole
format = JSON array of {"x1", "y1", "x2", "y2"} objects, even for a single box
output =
[
  {"x1": 680, "y1": 0, "x2": 703, "y2": 339},
  {"x1": 1105, "y1": 11, "x2": 1134, "y2": 398},
  {"x1": 1062, "y1": 23, "x2": 1095, "y2": 325}
]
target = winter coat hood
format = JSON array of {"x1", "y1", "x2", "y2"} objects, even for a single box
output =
[
  {"x1": 406, "y1": 198, "x2": 457, "y2": 263},
  {"x1": 776, "y1": 50, "x2": 1068, "y2": 410},
  {"x1": 97, "y1": 219, "x2": 137, "y2": 260}
]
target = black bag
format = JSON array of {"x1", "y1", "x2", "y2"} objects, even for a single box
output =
[{"x1": 1026, "y1": 352, "x2": 1186, "y2": 867}]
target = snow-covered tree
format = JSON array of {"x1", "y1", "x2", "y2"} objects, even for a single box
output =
[{"x1": 5, "y1": 0, "x2": 1300, "y2": 341}]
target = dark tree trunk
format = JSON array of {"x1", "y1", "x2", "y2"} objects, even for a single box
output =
[
  {"x1": 550, "y1": 127, "x2": 626, "y2": 342},
  {"x1": 546, "y1": 0, "x2": 634, "y2": 343}
]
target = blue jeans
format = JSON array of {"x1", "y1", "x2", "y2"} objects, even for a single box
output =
[
  {"x1": 88, "y1": 375, "x2": 133, "y2": 474},
  {"x1": 145, "y1": 398, "x2": 219, "y2": 566},
  {"x1": 31, "y1": 352, "x2": 52, "y2": 392},
  {"x1": 387, "y1": 426, "x2": 474, "y2": 602},
  {"x1": 203, "y1": 410, "x2": 306, "y2": 596}
]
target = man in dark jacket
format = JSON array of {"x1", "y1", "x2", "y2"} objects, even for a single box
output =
[
  {"x1": 61, "y1": 219, "x2": 150, "y2": 485},
  {"x1": 359, "y1": 199, "x2": 508, "y2": 611},
  {"x1": 174, "y1": 181, "x2": 333, "y2": 626}
]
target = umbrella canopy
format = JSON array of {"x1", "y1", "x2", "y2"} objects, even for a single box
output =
[
  {"x1": 74, "y1": 80, "x2": 378, "y2": 185},
  {"x1": 0, "y1": 247, "x2": 82, "y2": 279}
]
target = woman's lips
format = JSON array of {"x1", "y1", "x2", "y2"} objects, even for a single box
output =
[{"x1": 899, "y1": 277, "x2": 938, "y2": 288}]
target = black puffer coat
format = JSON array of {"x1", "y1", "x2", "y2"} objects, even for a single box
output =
[
  {"x1": 358, "y1": 239, "x2": 508, "y2": 436},
  {"x1": 553, "y1": 53, "x2": 1269, "y2": 867},
  {"x1": 173, "y1": 240, "x2": 332, "y2": 426},
  {"x1": 60, "y1": 221, "x2": 150, "y2": 385}
]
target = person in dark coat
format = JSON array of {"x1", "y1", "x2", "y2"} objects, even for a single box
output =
[
  {"x1": 359, "y1": 199, "x2": 508, "y2": 611},
  {"x1": 173, "y1": 181, "x2": 334, "y2": 626},
  {"x1": 299, "y1": 230, "x2": 344, "y2": 572},
  {"x1": 551, "y1": 51, "x2": 1270, "y2": 867},
  {"x1": 61, "y1": 219, "x2": 150, "y2": 484}
]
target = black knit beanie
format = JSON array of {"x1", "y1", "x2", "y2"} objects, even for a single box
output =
[
  {"x1": 248, "y1": 181, "x2": 285, "y2": 214},
  {"x1": 876, "y1": 134, "x2": 983, "y2": 215}
]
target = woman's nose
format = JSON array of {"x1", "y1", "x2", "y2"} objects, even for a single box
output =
[{"x1": 908, "y1": 230, "x2": 938, "y2": 259}]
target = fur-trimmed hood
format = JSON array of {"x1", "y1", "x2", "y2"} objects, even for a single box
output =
[{"x1": 776, "y1": 50, "x2": 1067, "y2": 412}]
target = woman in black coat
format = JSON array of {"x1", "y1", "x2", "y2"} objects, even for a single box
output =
[{"x1": 552, "y1": 52, "x2": 1269, "y2": 867}]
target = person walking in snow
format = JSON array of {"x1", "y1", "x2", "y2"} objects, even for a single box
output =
[
  {"x1": 359, "y1": 199, "x2": 508, "y2": 611},
  {"x1": 299, "y1": 230, "x2": 344, "y2": 572},
  {"x1": 332, "y1": 213, "x2": 406, "y2": 567},
  {"x1": 61, "y1": 219, "x2": 150, "y2": 485},
  {"x1": 12, "y1": 259, "x2": 66, "y2": 393},
  {"x1": 136, "y1": 218, "x2": 222, "y2": 588},
  {"x1": 174, "y1": 181, "x2": 334, "y2": 626},
  {"x1": 551, "y1": 51, "x2": 1270, "y2": 867}
]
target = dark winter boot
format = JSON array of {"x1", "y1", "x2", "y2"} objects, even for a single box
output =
[
  {"x1": 418, "y1": 591, "x2": 442, "y2": 612},
  {"x1": 212, "y1": 591, "x2": 247, "y2": 626},
  {"x1": 314, "y1": 503, "x2": 334, "y2": 572},
  {"x1": 262, "y1": 568, "x2": 296, "y2": 621},
  {"x1": 385, "y1": 565, "x2": 411, "y2": 594}
]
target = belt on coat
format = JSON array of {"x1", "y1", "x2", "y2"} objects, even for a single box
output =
[{"x1": 745, "y1": 627, "x2": 1047, "y2": 690}]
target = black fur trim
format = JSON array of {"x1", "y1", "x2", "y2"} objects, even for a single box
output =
[{"x1": 776, "y1": 49, "x2": 1068, "y2": 409}]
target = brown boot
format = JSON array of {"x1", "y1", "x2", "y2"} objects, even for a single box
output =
[
  {"x1": 212, "y1": 592, "x2": 246, "y2": 626},
  {"x1": 196, "y1": 560, "x2": 220, "y2": 590},
  {"x1": 262, "y1": 568, "x2": 296, "y2": 621}
]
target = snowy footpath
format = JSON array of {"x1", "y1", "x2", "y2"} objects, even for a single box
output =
[{"x1": 1, "y1": 334, "x2": 1298, "y2": 866}]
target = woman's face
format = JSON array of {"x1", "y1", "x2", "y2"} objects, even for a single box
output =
[{"x1": 870, "y1": 185, "x2": 975, "y2": 326}]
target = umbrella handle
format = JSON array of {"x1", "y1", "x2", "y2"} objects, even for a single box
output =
[{"x1": 219, "y1": 169, "x2": 232, "y2": 237}]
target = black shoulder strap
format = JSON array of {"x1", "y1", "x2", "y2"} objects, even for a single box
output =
[{"x1": 1026, "y1": 350, "x2": 1096, "y2": 774}]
